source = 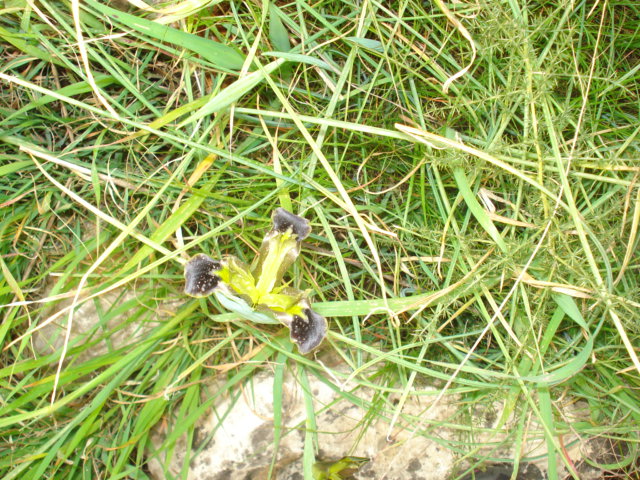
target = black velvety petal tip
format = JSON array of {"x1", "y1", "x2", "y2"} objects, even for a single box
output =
[
  {"x1": 272, "y1": 208, "x2": 311, "y2": 241},
  {"x1": 184, "y1": 254, "x2": 222, "y2": 297},
  {"x1": 290, "y1": 308, "x2": 326, "y2": 354}
]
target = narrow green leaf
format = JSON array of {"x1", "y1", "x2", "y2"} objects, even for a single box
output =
[
  {"x1": 0, "y1": 25, "x2": 64, "y2": 66},
  {"x1": 262, "y1": 52, "x2": 333, "y2": 70},
  {"x1": 453, "y1": 167, "x2": 508, "y2": 252},
  {"x1": 299, "y1": 364, "x2": 317, "y2": 480},
  {"x1": 345, "y1": 36, "x2": 384, "y2": 52},
  {"x1": 0, "y1": 301, "x2": 199, "y2": 430},
  {"x1": 90, "y1": 160, "x2": 101, "y2": 205},
  {"x1": 538, "y1": 387, "x2": 558, "y2": 480},
  {"x1": 120, "y1": 165, "x2": 226, "y2": 273},
  {"x1": 0, "y1": 257, "x2": 24, "y2": 303},
  {"x1": 0, "y1": 75, "x2": 115, "y2": 125},
  {"x1": 552, "y1": 293, "x2": 588, "y2": 329},
  {"x1": 269, "y1": 352, "x2": 289, "y2": 479},
  {"x1": 0, "y1": 160, "x2": 32, "y2": 177}
]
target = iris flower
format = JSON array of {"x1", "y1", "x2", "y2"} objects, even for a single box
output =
[{"x1": 184, "y1": 208, "x2": 327, "y2": 354}]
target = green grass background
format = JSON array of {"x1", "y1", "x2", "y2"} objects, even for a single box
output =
[{"x1": 1, "y1": 0, "x2": 639, "y2": 478}]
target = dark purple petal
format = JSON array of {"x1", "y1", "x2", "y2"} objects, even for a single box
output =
[
  {"x1": 290, "y1": 308, "x2": 326, "y2": 354},
  {"x1": 272, "y1": 208, "x2": 311, "y2": 241},
  {"x1": 184, "y1": 254, "x2": 222, "y2": 297}
]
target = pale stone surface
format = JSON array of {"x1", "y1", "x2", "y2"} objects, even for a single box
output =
[
  {"x1": 148, "y1": 361, "x2": 457, "y2": 480},
  {"x1": 147, "y1": 357, "x2": 611, "y2": 480}
]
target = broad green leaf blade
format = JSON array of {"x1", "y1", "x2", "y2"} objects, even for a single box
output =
[
  {"x1": 523, "y1": 335, "x2": 593, "y2": 386},
  {"x1": 85, "y1": 0, "x2": 245, "y2": 71},
  {"x1": 269, "y1": 5, "x2": 291, "y2": 52},
  {"x1": 345, "y1": 36, "x2": 384, "y2": 52},
  {"x1": 179, "y1": 58, "x2": 286, "y2": 124},
  {"x1": 0, "y1": 160, "x2": 32, "y2": 177}
]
